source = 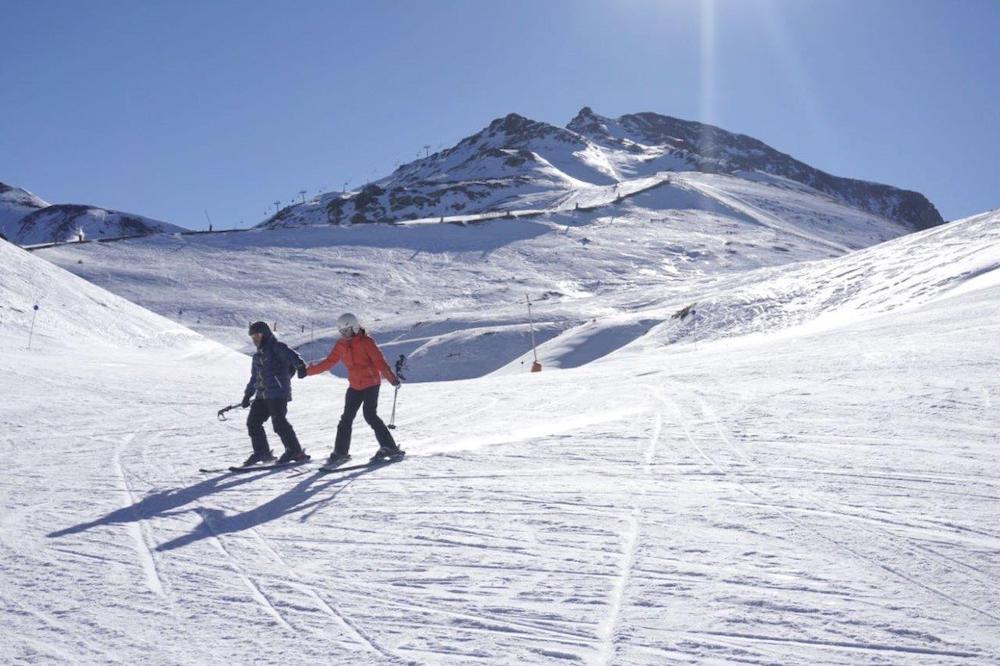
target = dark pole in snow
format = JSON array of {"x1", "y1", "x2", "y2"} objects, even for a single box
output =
[
  {"x1": 27, "y1": 304, "x2": 39, "y2": 350},
  {"x1": 526, "y1": 295, "x2": 541, "y2": 372}
]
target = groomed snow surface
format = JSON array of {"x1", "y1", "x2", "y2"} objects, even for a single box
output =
[{"x1": 3, "y1": 209, "x2": 999, "y2": 664}]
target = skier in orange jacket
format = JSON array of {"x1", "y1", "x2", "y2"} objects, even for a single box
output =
[{"x1": 305, "y1": 312, "x2": 403, "y2": 466}]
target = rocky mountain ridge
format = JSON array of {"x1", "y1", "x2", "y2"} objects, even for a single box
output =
[{"x1": 259, "y1": 107, "x2": 943, "y2": 232}]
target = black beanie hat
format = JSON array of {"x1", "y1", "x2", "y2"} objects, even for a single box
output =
[{"x1": 248, "y1": 321, "x2": 272, "y2": 337}]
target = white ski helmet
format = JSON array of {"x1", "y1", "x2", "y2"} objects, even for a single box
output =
[{"x1": 336, "y1": 312, "x2": 361, "y2": 336}]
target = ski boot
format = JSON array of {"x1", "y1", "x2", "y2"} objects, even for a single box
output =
[
  {"x1": 240, "y1": 450, "x2": 275, "y2": 467},
  {"x1": 369, "y1": 446, "x2": 405, "y2": 463},
  {"x1": 325, "y1": 452, "x2": 352, "y2": 468},
  {"x1": 276, "y1": 449, "x2": 310, "y2": 466}
]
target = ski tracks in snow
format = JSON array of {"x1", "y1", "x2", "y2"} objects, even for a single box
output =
[
  {"x1": 113, "y1": 432, "x2": 169, "y2": 598},
  {"x1": 658, "y1": 381, "x2": 999, "y2": 659},
  {"x1": 117, "y1": 421, "x2": 400, "y2": 660},
  {"x1": 248, "y1": 526, "x2": 402, "y2": 662},
  {"x1": 186, "y1": 477, "x2": 404, "y2": 662},
  {"x1": 686, "y1": 387, "x2": 1000, "y2": 625},
  {"x1": 195, "y1": 507, "x2": 295, "y2": 632},
  {"x1": 597, "y1": 400, "x2": 664, "y2": 665}
]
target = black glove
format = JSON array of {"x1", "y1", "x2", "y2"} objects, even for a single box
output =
[
  {"x1": 241, "y1": 393, "x2": 253, "y2": 409},
  {"x1": 296, "y1": 364, "x2": 307, "y2": 379}
]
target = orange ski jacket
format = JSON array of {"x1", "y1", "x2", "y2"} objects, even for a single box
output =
[{"x1": 306, "y1": 333, "x2": 398, "y2": 390}]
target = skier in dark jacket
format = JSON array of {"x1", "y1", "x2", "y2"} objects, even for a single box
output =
[{"x1": 240, "y1": 321, "x2": 309, "y2": 466}]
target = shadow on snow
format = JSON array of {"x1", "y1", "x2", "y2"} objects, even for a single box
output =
[{"x1": 47, "y1": 465, "x2": 383, "y2": 550}]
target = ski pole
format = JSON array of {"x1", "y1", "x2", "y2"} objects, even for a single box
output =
[
  {"x1": 217, "y1": 404, "x2": 240, "y2": 421},
  {"x1": 386, "y1": 354, "x2": 407, "y2": 430},
  {"x1": 388, "y1": 354, "x2": 407, "y2": 430},
  {"x1": 388, "y1": 385, "x2": 399, "y2": 430},
  {"x1": 27, "y1": 304, "x2": 39, "y2": 350}
]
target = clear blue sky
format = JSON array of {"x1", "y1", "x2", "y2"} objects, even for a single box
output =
[{"x1": 2, "y1": 0, "x2": 997, "y2": 228}]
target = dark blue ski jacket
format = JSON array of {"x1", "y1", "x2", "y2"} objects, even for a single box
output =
[{"x1": 244, "y1": 335, "x2": 305, "y2": 401}]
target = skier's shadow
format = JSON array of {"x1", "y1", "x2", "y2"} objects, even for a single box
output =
[
  {"x1": 155, "y1": 466, "x2": 381, "y2": 551},
  {"x1": 47, "y1": 466, "x2": 379, "y2": 549},
  {"x1": 47, "y1": 471, "x2": 270, "y2": 539}
]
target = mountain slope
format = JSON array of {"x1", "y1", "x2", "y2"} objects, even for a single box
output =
[
  {"x1": 0, "y1": 235, "x2": 200, "y2": 349},
  {"x1": 568, "y1": 107, "x2": 943, "y2": 230},
  {"x1": 0, "y1": 181, "x2": 189, "y2": 245},
  {"x1": 37, "y1": 172, "x2": 915, "y2": 374},
  {"x1": 643, "y1": 208, "x2": 1000, "y2": 349},
  {"x1": 258, "y1": 108, "x2": 942, "y2": 232}
]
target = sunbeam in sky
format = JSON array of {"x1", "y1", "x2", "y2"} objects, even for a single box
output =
[{"x1": 698, "y1": 0, "x2": 718, "y2": 158}]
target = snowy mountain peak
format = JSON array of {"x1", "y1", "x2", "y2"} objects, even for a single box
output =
[
  {"x1": 565, "y1": 106, "x2": 616, "y2": 139},
  {"x1": 0, "y1": 182, "x2": 189, "y2": 245},
  {"x1": 0, "y1": 182, "x2": 51, "y2": 239},
  {"x1": 0, "y1": 182, "x2": 50, "y2": 210},
  {"x1": 258, "y1": 108, "x2": 942, "y2": 233},
  {"x1": 483, "y1": 112, "x2": 573, "y2": 143},
  {"x1": 388, "y1": 111, "x2": 589, "y2": 185}
]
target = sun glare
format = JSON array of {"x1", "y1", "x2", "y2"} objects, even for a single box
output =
[{"x1": 698, "y1": 0, "x2": 718, "y2": 155}]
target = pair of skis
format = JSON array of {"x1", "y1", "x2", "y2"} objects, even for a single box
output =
[
  {"x1": 198, "y1": 451, "x2": 405, "y2": 475},
  {"x1": 318, "y1": 450, "x2": 405, "y2": 474},
  {"x1": 197, "y1": 456, "x2": 312, "y2": 475}
]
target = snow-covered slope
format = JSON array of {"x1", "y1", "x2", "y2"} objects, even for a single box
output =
[
  {"x1": 38, "y1": 171, "x2": 916, "y2": 375},
  {"x1": 258, "y1": 108, "x2": 942, "y2": 232},
  {"x1": 488, "y1": 208, "x2": 999, "y2": 373},
  {"x1": 0, "y1": 181, "x2": 189, "y2": 245},
  {"x1": 646, "y1": 207, "x2": 1000, "y2": 347},
  {"x1": 0, "y1": 236, "x2": 200, "y2": 349},
  {"x1": 4, "y1": 204, "x2": 998, "y2": 663}
]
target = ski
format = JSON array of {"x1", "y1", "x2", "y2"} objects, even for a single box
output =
[
  {"x1": 198, "y1": 456, "x2": 312, "y2": 474},
  {"x1": 228, "y1": 456, "x2": 311, "y2": 473},
  {"x1": 319, "y1": 451, "x2": 405, "y2": 474}
]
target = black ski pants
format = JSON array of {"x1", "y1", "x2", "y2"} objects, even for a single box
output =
[
  {"x1": 247, "y1": 398, "x2": 302, "y2": 456},
  {"x1": 333, "y1": 385, "x2": 397, "y2": 455}
]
